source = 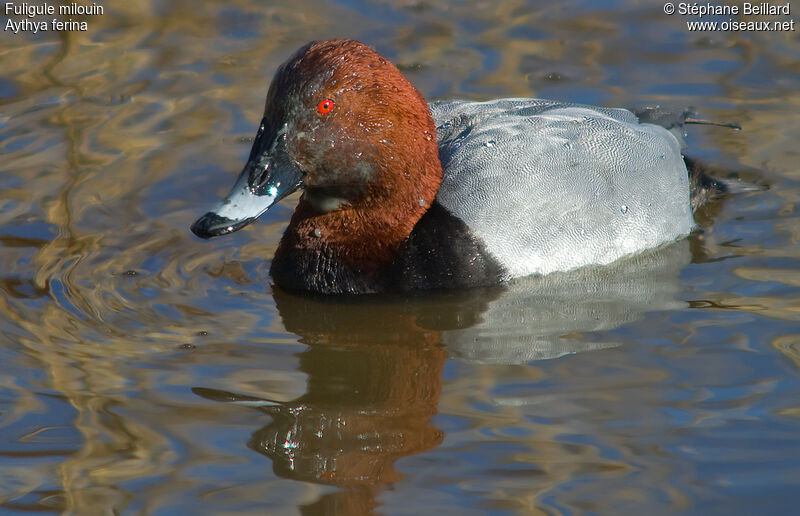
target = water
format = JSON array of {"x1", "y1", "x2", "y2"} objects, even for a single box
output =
[{"x1": 2, "y1": 0, "x2": 800, "y2": 514}]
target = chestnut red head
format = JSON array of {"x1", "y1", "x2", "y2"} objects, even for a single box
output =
[{"x1": 191, "y1": 39, "x2": 441, "y2": 240}]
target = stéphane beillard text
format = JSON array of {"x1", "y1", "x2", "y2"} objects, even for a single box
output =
[{"x1": 678, "y1": 2, "x2": 791, "y2": 17}]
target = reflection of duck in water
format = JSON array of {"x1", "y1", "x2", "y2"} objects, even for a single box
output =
[
  {"x1": 192, "y1": 39, "x2": 739, "y2": 294},
  {"x1": 191, "y1": 240, "x2": 701, "y2": 512},
  {"x1": 194, "y1": 288, "x2": 448, "y2": 514}
]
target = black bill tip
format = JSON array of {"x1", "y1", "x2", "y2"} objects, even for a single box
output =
[{"x1": 190, "y1": 212, "x2": 255, "y2": 239}]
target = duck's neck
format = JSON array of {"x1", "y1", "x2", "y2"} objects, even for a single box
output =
[{"x1": 271, "y1": 197, "x2": 431, "y2": 294}]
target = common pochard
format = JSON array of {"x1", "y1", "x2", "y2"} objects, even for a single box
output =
[{"x1": 191, "y1": 39, "x2": 729, "y2": 294}]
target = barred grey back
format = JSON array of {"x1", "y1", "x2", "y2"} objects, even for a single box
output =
[{"x1": 429, "y1": 98, "x2": 694, "y2": 277}]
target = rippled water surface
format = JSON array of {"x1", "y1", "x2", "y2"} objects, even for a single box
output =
[{"x1": 2, "y1": 1, "x2": 800, "y2": 514}]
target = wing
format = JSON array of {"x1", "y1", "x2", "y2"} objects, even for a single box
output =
[{"x1": 429, "y1": 99, "x2": 694, "y2": 277}]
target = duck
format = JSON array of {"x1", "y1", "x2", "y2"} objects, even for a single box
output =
[{"x1": 191, "y1": 39, "x2": 733, "y2": 295}]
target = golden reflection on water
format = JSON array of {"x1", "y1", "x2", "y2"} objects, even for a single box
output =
[{"x1": 2, "y1": 0, "x2": 800, "y2": 514}]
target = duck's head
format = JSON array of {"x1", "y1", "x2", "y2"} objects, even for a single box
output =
[{"x1": 191, "y1": 39, "x2": 441, "y2": 240}]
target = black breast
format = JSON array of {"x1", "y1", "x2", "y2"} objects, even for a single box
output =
[
  {"x1": 392, "y1": 202, "x2": 508, "y2": 291},
  {"x1": 271, "y1": 202, "x2": 508, "y2": 294}
]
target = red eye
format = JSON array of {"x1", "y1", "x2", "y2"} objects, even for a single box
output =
[{"x1": 317, "y1": 99, "x2": 334, "y2": 115}]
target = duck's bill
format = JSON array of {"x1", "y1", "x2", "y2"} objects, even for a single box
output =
[
  {"x1": 190, "y1": 170, "x2": 278, "y2": 238},
  {"x1": 191, "y1": 119, "x2": 303, "y2": 239}
]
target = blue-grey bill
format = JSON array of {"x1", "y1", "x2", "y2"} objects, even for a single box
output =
[
  {"x1": 191, "y1": 119, "x2": 303, "y2": 239},
  {"x1": 190, "y1": 168, "x2": 280, "y2": 238}
]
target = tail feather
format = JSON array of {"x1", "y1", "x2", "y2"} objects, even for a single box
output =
[
  {"x1": 631, "y1": 106, "x2": 757, "y2": 211},
  {"x1": 685, "y1": 156, "x2": 765, "y2": 211},
  {"x1": 684, "y1": 117, "x2": 741, "y2": 130},
  {"x1": 632, "y1": 105, "x2": 741, "y2": 131}
]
